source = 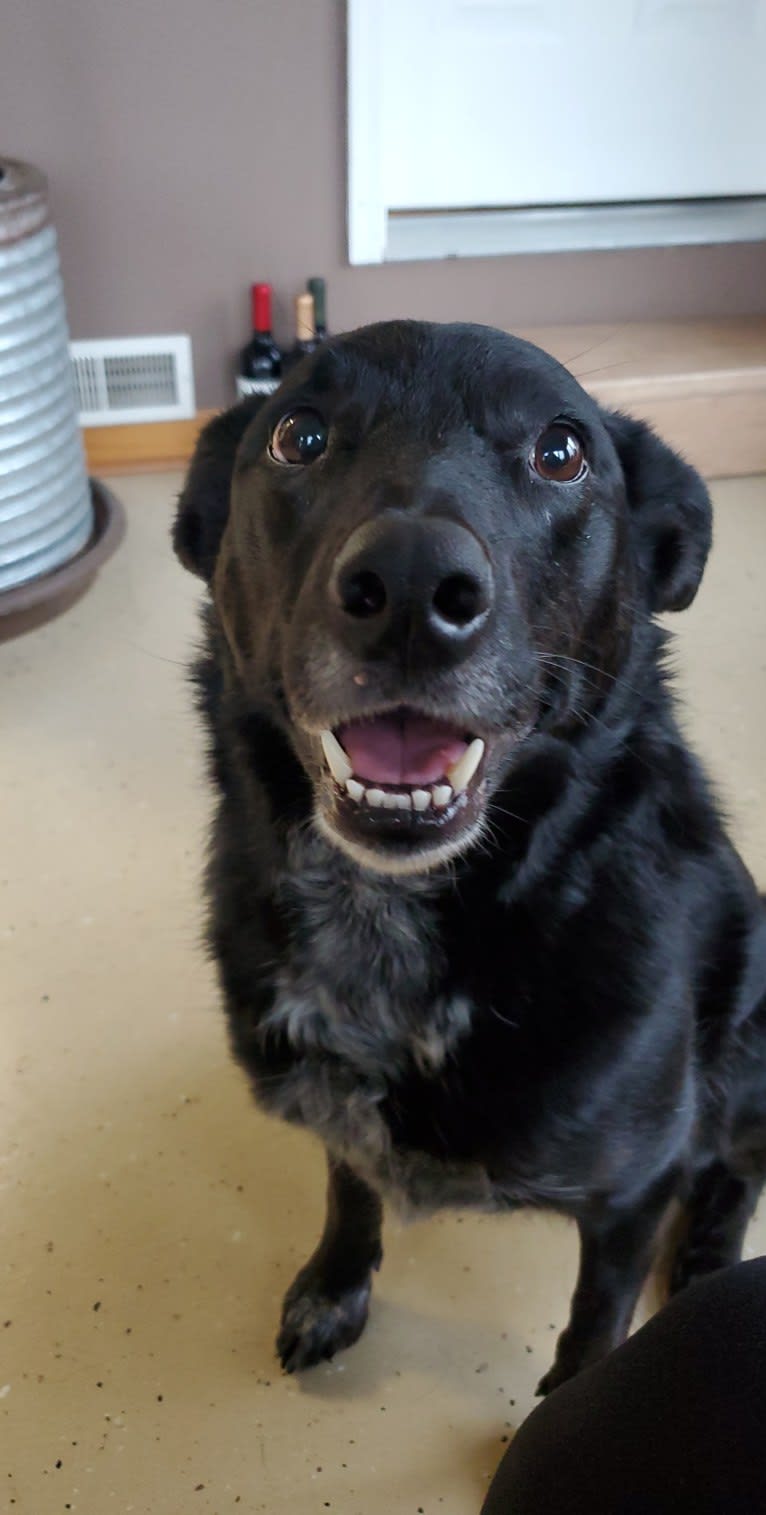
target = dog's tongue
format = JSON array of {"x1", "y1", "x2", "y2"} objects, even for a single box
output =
[{"x1": 338, "y1": 713, "x2": 467, "y2": 786}]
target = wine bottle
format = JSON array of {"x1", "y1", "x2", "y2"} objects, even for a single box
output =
[
  {"x1": 307, "y1": 276, "x2": 328, "y2": 340},
  {"x1": 287, "y1": 291, "x2": 320, "y2": 369},
  {"x1": 236, "y1": 283, "x2": 282, "y2": 399}
]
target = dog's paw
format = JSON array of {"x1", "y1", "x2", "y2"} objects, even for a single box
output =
[
  {"x1": 537, "y1": 1328, "x2": 620, "y2": 1396},
  {"x1": 536, "y1": 1361, "x2": 572, "y2": 1397},
  {"x1": 669, "y1": 1245, "x2": 727, "y2": 1297},
  {"x1": 276, "y1": 1276, "x2": 372, "y2": 1373},
  {"x1": 536, "y1": 1339, "x2": 590, "y2": 1396}
]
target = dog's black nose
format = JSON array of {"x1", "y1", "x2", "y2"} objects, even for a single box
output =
[{"x1": 330, "y1": 515, "x2": 493, "y2": 657}]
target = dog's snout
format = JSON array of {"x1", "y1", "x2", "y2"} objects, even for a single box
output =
[{"x1": 331, "y1": 515, "x2": 494, "y2": 656}]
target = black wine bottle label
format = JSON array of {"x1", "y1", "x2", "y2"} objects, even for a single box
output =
[{"x1": 236, "y1": 375, "x2": 280, "y2": 397}]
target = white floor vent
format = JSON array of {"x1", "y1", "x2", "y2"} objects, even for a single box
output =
[{"x1": 70, "y1": 335, "x2": 195, "y2": 425}]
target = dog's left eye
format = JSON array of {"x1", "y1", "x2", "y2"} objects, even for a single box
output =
[
  {"x1": 269, "y1": 409, "x2": 328, "y2": 466},
  {"x1": 532, "y1": 425, "x2": 587, "y2": 483}
]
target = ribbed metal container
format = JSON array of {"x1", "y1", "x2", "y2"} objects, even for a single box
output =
[{"x1": 0, "y1": 157, "x2": 93, "y2": 592}]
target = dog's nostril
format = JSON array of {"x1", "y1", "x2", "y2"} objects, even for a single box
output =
[
  {"x1": 432, "y1": 572, "x2": 485, "y2": 628},
  {"x1": 341, "y1": 569, "x2": 387, "y2": 619}
]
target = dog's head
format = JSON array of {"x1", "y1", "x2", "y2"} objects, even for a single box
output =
[{"x1": 174, "y1": 321, "x2": 711, "y2": 876}]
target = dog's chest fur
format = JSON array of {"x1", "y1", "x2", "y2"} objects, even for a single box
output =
[{"x1": 256, "y1": 831, "x2": 495, "y2": 1214}]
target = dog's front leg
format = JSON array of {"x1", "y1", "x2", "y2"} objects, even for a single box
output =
[
  {"x1": 277, "y1": 1153, "x2": 383, "y2": 1372},
  {"x1": 537, "y1": 1170, "x2": 679, "y2": 1395}
]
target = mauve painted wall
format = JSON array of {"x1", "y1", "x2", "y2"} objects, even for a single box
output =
[{"x1": 2, "y1": 0, "x2": 765, "y2": 409}]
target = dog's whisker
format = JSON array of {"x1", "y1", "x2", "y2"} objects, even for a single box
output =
[
  {"x1": 571, "y1": 356, "x2": 636, "y2": 383},
  {"x1": 534, "y1": 652, "x2": 651, "y2": 703},
  {"x1": 558, "y1": 326, "x2": 625, "y2": 372},
  {"x1": 489, "y1": 1004, "x2": 520, "y2": 1030},
  {"x1": 488, "y1": 801, "x2": 530, "y2": 827},
  {"x1": 124, "y1": 638, "x2": 188, "y2": 668}
]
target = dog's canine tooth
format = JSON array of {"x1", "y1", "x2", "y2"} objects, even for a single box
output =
[
  {"x1": 412, "y1": 789, "x2": 431, "y2": 812},
  {"x1": 366, "y1": 788, "x2": 385, "y2": 807},
  {"x1": 346, "y1": 778, "x2": 365, "y2": 803},
  {"x1": 432, "y1": 785, "x2": 452, "y2": 808},
  {"x1": 447, "y1": 738, "x2": 485, "y2": 795},
  {"x1": 321, "y1": 730, "x2": 353, "y2": 784}
]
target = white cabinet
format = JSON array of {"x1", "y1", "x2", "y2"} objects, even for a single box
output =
[{"x1": 348, "y1": 0, "x2": 766, "y2": 263}]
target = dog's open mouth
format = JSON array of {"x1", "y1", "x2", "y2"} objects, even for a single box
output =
[
  {"x1": 315, "y1": 707, "x2": 487, "y2": 871},
  {"x1": 323, "y1": 709, "x2": 485, "y2": 811}
]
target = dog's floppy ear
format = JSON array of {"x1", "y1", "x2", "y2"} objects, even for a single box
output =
[
  {"x1": 172, "y1": 399, "x2": 265, "y2": 581},
  {"x1": 605, "y1": 410, "x2": 712, "y2": 613}
]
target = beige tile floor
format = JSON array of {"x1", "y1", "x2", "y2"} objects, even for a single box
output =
[{"x1": 2, "y1": 472, "x2": 766, "y2": 1515}]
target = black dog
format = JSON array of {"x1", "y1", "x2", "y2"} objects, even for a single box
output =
[{"x1": 173, "y1": 320, "x2": 766, "y2": 1392}]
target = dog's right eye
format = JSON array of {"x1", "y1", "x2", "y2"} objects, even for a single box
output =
[{"x1": 269, "y1": 409, "x2": 328, "y2": 466}]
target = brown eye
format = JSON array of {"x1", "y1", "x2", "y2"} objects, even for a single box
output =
[
  {"x1": 270, "y1": 409, "x2": 328, "y2": 465},
  {"x1": 532, "y1": 424, "x2": 587, "y2": 483}
]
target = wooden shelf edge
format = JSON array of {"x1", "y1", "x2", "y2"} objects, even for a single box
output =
[
  {"x1": 82, "y1": 318, "x2": 766, "y2": 481},
  {"x1": 82, "y1": 411, "x2": 218, "y2": 476}
]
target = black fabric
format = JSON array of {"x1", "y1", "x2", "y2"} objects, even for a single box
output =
[{"x1": 482, "y1": 1261, "x2": 766, "y2": 1515}]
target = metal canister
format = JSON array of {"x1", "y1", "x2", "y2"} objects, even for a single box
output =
[{"x1": 0, "y1": 157, "x2": 93, "y2": 592}]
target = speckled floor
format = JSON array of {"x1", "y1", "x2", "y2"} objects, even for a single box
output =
[{"x1": 2, "y1": 471, "x2": 766, "y2": 1515}]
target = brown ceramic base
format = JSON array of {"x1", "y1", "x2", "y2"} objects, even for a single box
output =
[{"x1": 0, "y1": 478, "x2": 125, "y2": 640}]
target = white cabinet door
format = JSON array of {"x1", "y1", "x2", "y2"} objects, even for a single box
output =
[{"x1": 348, "y1": 0, "x2": 766, "y2": 262}]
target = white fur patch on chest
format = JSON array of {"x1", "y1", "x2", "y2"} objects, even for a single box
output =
[{"x1": 255, "y1": 829, "x2": 487, "y2": 1215}]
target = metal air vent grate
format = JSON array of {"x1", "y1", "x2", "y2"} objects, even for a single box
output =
[{"x1": 70, "y1": 335, "x2": 195, "y2": 425}]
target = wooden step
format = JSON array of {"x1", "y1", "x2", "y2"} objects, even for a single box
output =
[
  {"x1": 83, "y1": 318, "x2": 766, "y2": 480},
  {"x1": 517, "y1": 317, "x2": 766, "y2": 479}
]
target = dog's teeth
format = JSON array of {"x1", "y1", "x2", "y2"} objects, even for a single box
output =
[
  {"x1": 321, "y1": 730, "x2": 352, "y2": 785},
  {"x1": 365, "y1": 788, "x2": 412, "y2": 811},
  {"x1": 345, "y1": 778, "x2": 365, "y2": 803},
  {"x1": 447, "y1": 738, "x2": 485, "y2": 795},
  {"x1": 412, "y1": 789, "x2": 431, "y2": 812},
  {"x1": 432, "y1": 784, "x2": 452, "y2": 809}
]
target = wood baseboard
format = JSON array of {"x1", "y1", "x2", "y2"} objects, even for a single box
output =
[
  {"x1": 82, "y1": 318, "x2": 766, "y2": 479},
  {"x1": 82, "y1": 411, "x2": 217, "y2": 476}
]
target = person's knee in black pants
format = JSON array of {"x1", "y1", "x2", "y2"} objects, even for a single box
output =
[{"x1": 482, "y1": 1259, "x2": 766, "y2": 1515}]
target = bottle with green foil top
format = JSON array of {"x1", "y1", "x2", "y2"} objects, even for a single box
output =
[{"x1": 307, "y1": 276, "x2": 327, "y2": 340}]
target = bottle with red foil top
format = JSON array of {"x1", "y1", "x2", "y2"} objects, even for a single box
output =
[{"x1": 236, "y1": 282, "x2": 282, "y2": 398}]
